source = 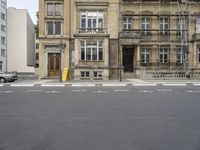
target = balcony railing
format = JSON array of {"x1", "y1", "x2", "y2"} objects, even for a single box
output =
[{"x1": 77, "y1": 28, "x2": 107, "y2": 34}]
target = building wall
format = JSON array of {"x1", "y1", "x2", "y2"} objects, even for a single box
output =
[
  {"x1": 0, "y1": 0, "x2": 7, "y2": 71},
  {"x1": 7, "y1": 8, "x2": 35, "y2": 73}
]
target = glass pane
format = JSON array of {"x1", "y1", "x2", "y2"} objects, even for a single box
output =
[
  {"x1": 88, "y1": 19, "x2": 92, "y2": 28},
  {"x1": 47, "y1": 3, "x2": 53, "y2": 16},
  {"x1": 81, "y1": 48, "x2": 85, "y2": 60},
  {"x1": 98, "y1": 18, "x2": 103, "y2": 28},
  {"x1": 81, "y1": 18, "x2": 86, "y2": 28},
  {"x1": 99, "y1": 48, "x2": 103, "y2": 60},
  {"x1": 86, "y1": 48, "x2": 91, "y2": 60},
  {"x1": 47, "y1": 22, "x2": 53, "y2": 35},
  {"x1": 50, "y1": 57, "x2": 53, "y2": 70},
  {"x1": 56, "y1": 57, "x2": 60, "y2": 71},
  {"x1": 93, "y1": 19, "x2": 97, "y2": 28},
  {"x1": 92, "y1": 48, "x2": 97, "y2": 60},
  {"x1": 55, "y1": 3, "x2": 62, "y2": 16},
  {"x1": 55, "y1": 22, "x2": 61, "y2": 35}
]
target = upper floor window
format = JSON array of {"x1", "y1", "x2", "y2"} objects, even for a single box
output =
[
  {"x1": 141, "y1": 17, "x2": 151, "y2": 35},
  {"x1": 1, "y1": 13, "x2": 5, "y2": 20},
  {"x1": 47, "y1": 3, "x2": 62, "y2": 16},
  {"x1": 160, "y1": 18, "x2": 169, "y2": 35},
  {"x1": 80, "y1": 40, "x2": 103, "y2": 61},
  {"x1": 46, "y1": 21, "x2": 62, "y2": 35},
  {"x1": 1, "y1": 49, "x2": 5, "y2": 57},
  {"x1": 0, "y1": 61, "x2": 2, "y2": 71},
  {"x1": 123, "y1": 16, "x2": 132, "y2": 30},
  {"x1": 80, "y1": 10, "x2": 104, "y2": 29},
  {"x1": 141, "y1": 48, "x2": 151, "y2": 63},
  {"x1": 160, "y1": 48, "x2": 169, "y2": 63},
  {"x1": 1, "y1": 24, "x2": 5, "y2": 32},
  {"x1": 1, "y1": 0, "x2": 6, "y2": 9},
  {"x1": 177, "y1": 17, "x2": 188, "y2": 36},
  {"x1": 1, "y1": 36, "x2": 5, "y2": 45}
]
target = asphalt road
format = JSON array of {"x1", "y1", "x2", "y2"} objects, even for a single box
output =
[{"x1": 0, "y1": 85, "x2": 200, "y2": 150}]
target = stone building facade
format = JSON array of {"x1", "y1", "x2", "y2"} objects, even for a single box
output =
[{"x1": 39, "y1": 0, "x2": 200, "y2": 80}]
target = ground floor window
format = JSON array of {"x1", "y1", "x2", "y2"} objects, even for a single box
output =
[
  {"x1": 80, "y1": 71, "x2": 90, "y2": 78},
  {"x1": 198, "y1": 47, "x2": 200, "y2": 63},
  {"x1": 93, "y1": 71, "x2": 103, "y2": 79},
  {"x1": 0, "y1": 61, "x2": 2, "y2": 71},
  {"x1": 141, "y1": 48, "x2": 151, "y2": 63},
  {"x1": 159, "y1": 48, "x2": 169, "y2": 63},
  {"x1": 80, "y1": 40, "x2": 103, "y2": 61},
  {"x1": 177, "y1": 48, "x2": 186, "y2": 63},
  {"x1": 1, "y1": 49, "x2": 5, "y2": 57}
]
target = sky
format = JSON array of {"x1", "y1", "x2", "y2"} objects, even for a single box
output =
[{"x1": 7, "y1": 0, "x2": 38, "y2": 24}]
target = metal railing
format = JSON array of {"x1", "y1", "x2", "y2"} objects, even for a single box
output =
[{"x1": 77, "y1": 28, "x2": 107, "y2": 34}]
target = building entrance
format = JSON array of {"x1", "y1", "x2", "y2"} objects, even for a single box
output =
[
  {"x1": 48, "y1": 53, "x2": 61, "y2": 77},
  {"x1": 123, "y1": 48, "x2": 134, "y2": 72}
]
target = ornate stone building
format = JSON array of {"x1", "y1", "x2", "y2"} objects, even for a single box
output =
[{"x1": 39, "y1": 0, "x2": 200, "y2": 80}]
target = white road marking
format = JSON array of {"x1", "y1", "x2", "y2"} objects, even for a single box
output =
[
  {"x1": 163, "y1": 84, "x2": 186, "y2": 86},
  {"x1": 27, "y1": 90, "x2": 42, "y2": 93},
  {"x1": 185, "y1": 90, "x2": 200, "y2": 93},
  {"x1": 0, "y1": 91, "x2": 15, "y2": 93},
  {"x1": 133, "y1": 84, "x2": 157, "y2": 86},
  {"x1": 138, "y1": 90, "x2": 155, "y2": 93},
  {"x1": 71, "y1": 89, "x2": 86, "y2": 92},
  {"x1": 0, "y1": 84, "x2": 4, "y2": 87},
  {"x1": 10, "y1": 84, "x2": 34, "y2": 87},
  {"x1": 114, "y1": 89, "x2": 130, "y2": 92},
  {"x1": 193, "y1": 83, "x2": 200, "y2": 86},
  {"x1": 44, "y1": 91, "x2": 62, "y2": 93},
  {"x1": 92, "y1": 90, "x2": 108, "y2": 94},
  {"x1": 157, "y1": 89, "x2": 172, "y2": 92},
  {"x1": 41, "y1": 84, "x2": 65, "y2": 87}
]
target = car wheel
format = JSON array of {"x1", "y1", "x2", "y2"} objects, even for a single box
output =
[{"x1": 0, "y1": 77, "x2": 6, "y2": 83}]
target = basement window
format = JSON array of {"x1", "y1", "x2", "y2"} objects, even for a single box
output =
[
  {"x1": 80, "y1": 71, "x2": 90, "y2": 78},
  {"x1": 93, "y1": 71, "x2": 103, "y2": 79}
]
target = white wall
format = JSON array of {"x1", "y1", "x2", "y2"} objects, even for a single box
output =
[
  {"x1": 7, "y1": 7, "x2": 35, "y2": 73},
  {"x1": 0, "y1": 0, "x2": 7, "y2": 71}
]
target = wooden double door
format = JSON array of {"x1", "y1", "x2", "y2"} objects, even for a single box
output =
[{"x1": 48, "y1": 53, "x2": 61, "y2": 77}]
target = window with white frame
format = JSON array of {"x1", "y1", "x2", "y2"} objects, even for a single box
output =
[
  {"x1": 123, "y1": 16, "x2": 132, "y2": 30},
  {"x1": 160, "y1": 48, "x2": 169, "y2": 63},
  {"x1": 177, "y1": 48, "x2": 186, "y2": 63},
  {"x1": 141, "y1": 17, "x2": 151, "y2": 35},
  {"x1": 160, "y1": 18, "x2": 169, "y2": 35},
  {"x1": 80, "y1": 71, "x2": 90, "y2": 78},
  {"x1": 46, "y1": 21, "x2": 62, "y2": 35},
  {"x1": 141, "y1": 48, "x2": 151, "y2": 63},
  {"x1": 47, "y1": 3, "x2": 62, "y2": 16},
  {"x1": 177, "y1": 17, "x2": 188, "y2": 36},
  {"x1": 93, "y1": 71, "x2": 103, "y2": 78},
  {"x1": 80, "y1": 10, "x2": 104, "y2": 29},
  {"x1": 80, "y1": 40, "x2": 103, "y2": 61},
  {"x1": 1, "y1": 49, "x2": 5, "y2": 57}
]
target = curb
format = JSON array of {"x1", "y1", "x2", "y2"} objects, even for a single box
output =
[{"x1": 1, "y1": 83, "x2": 200, "y2": 87}]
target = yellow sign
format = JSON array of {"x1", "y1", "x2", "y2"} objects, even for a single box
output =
[{"x1": 62, "y1": 68, "x2": 70, "y2": 81}]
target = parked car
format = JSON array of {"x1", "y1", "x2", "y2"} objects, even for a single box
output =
[{"x1": 0, "y1": 71, "x2": 18, "y2": 83}]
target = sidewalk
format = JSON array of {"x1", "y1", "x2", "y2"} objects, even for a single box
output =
[{"x1": 1, "y1": 77, "x2": 200, "y2": 87}]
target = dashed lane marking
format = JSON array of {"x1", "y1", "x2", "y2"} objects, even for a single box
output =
[
  {"x1": 92, "y1": 90, "x2": 108, "y2": 94},
  {"x1": 185, "y1": 90, "x2": 200, "y2": 93},
  {"x1": 138, "y1": 90, "x2": 155, "y2": 93},
  {"x1": 0, "y1": 91, "x2": 15, "y2": 93},
  {"x1": 27, "y1": 90, "x2": 42, "y2": 93},
  {"x1": 193, "y1": 83, "x2": 200, "y2": 86},
  {"x1": 114, "y1": 89, "x2": 130, "y2": 92},
  {"x1": 71, "y1": 89, "x2": 87, "y2": 92},
  {"x1": 103, "y1": 84, "x2": 126, "y2": 87},
  {"x1": 0, "y1": 84, "x2": 4, "y2": 87},
  {"x1": 44, "y1": 91, "x2": 62, "y2": 94},
  {"x1": 157, "y1": 89, "x2": 172, "y2": 92}
]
